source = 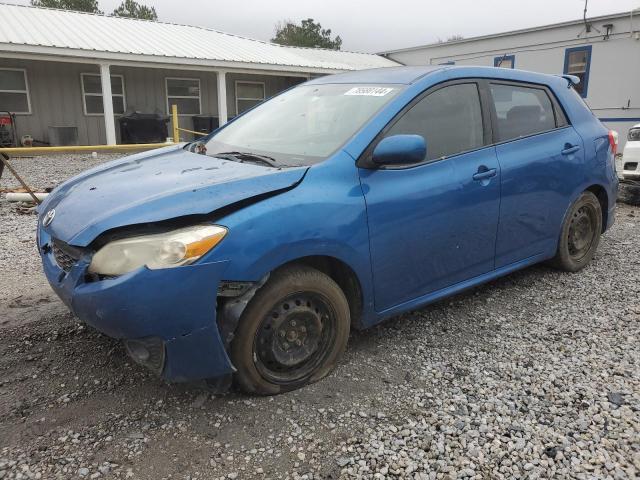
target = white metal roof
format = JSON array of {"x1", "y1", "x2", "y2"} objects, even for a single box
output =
[{"x1": 0, "y1": 3, "x2": 398, "y2": 73}]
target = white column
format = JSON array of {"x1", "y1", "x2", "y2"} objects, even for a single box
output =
[
  {"x1": 99, "y1": 63, "x2": 116, "y2": 145},
  {"x1": 217, "y1": 71, "x2": 228, "y2": 126}
]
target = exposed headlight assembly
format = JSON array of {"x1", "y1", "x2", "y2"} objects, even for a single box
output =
[{"x1": 88, "y1": 225, "x2": 227, "y2": 276}]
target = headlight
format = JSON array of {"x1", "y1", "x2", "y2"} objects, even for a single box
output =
[
  {"x1": 88, "y1": 225, "x2": 227, "y2": 276},
  {"x1": 629, "y1": 128, "x2": 640, "y2": 142}
]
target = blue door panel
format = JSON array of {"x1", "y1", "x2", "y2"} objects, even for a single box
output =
[
  {"x1": 494, "y1": 127, "x2": 585, "y2": 267},
  {"x1": 360, "y1": 147, "x2": 501, "y2": 311}
]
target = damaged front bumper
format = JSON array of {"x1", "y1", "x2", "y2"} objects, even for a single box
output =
[{"x1": 38, "y1": 227, "x2": 235, "y2": 384}]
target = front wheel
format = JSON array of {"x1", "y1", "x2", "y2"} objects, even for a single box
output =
[
  {"x1": 230, "y1": 265, "x2": 350, "y2": 395},
  {"x1": 550, "y1": 191, "x2": 602, "y2": 272}
]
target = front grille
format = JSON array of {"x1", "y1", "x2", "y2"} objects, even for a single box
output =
[
  {"x1": 52, "y1": 243, "x2": 79, "y2": 272},
  {"x1": 623, "y1": 162, "x2": 638, "y2": 171}
]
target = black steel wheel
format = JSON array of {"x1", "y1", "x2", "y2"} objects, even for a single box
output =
[
  {"x1": 567, "y1": 204, "x2": 598, "y2": 261},
  {"x1": 254, "y1": 292, "x2": 338, "y2": 385},
  {"x1": 550, "y1": 191, "x2": 602, "y2": 272},
  {"x1": 230, "y1": 265, "x2": 350, "y2": 395}
]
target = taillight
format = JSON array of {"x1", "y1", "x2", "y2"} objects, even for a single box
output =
[{"x1": 608, "y1": 130, "x2": 618, "y2": 155}]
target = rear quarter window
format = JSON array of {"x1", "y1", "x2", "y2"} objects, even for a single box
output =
[{"x1": 490, "y1": 83, "x2": 557, "y2": 142}]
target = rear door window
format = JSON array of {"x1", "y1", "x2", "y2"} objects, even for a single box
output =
[
  {"x1": 489, "y1": 83, "x2": 557, "y2": 142},
  {"x1": 385, "y1": 83, "x2": 484, "y2": 161}
]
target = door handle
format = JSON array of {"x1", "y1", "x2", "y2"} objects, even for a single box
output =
[
  {"x1": 561, "y1": 144, "x2": 581, "y2": 155},
  {"x1": 472, "y1": 168, "x2": 497, "y2": 181}
]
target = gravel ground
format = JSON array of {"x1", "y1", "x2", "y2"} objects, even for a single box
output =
[
  {"x1": 0, "y1": 154, "x2": 122, "y2": 326},
  {"x1": 0, "y1": 155, "x2": 639, "y2": 479}
]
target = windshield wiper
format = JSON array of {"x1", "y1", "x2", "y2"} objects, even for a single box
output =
[{"x1": 213, "y1": 151, "x2": 279, "y2": 168}]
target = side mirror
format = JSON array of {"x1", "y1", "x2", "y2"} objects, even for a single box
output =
[{"x1": 371, "y1": 134, "x2": 426, "y2": 166}]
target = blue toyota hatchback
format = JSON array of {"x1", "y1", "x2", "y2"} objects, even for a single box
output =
[{"x1": 37, "y1": 66, "x2": 618, "y2": 394}]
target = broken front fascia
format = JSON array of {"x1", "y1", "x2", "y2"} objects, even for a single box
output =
[
  {"x1": 217, "y1": 275, "x2": 270, "y2": 347},
  {"x1": 38, "y1": 220, "x2": 236, "y2": 384}
]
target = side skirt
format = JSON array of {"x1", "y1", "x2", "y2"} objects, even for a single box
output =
[{"x1": 369, "y1": 252, "x2": 549, "y2": 325}]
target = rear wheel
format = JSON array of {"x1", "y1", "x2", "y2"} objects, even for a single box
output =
[
  {"x1": 550, "y1": 191, "x2": 602, "y2": 272},
  {"x1": 230, "y1": 265, "x2": 350, "y2": 395}
]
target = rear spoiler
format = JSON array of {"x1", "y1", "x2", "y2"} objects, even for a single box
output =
[{"x1": 557, "y1": 74, "x2": 580, "y2": 88}]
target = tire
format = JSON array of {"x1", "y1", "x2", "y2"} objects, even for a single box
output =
[
  {"x1": 550, "y1": 191, "x2": 602, "y2": 272},
  {"x1": 618, "y1": 179, "x2": 640, "y2": 206},
  {"x1": 230, "y1": 265, "x2": 350, "y2": 395}
]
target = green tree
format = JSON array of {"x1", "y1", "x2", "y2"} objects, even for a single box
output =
[
  {"x1": 31, "y1": 0, "x2": 102, "y2": 14},
  {"x1": 112, "y1": 0, "x2": 157, "y2": 20},
  {"x1": 272, "y1": 18, "x2": 342, "y2": 50}
]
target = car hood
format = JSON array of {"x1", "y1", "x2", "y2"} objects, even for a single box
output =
[{"x1": 39, "y1": 145, "x2": 307, "y2": 247}]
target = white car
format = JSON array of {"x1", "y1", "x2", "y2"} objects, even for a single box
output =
[{"x1": 621, "y1": 124, "x2": 640, "y2": 179}]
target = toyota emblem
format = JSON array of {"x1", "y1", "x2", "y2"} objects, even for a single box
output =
[{"x1": 42, "y1": 209, "x2": 56, "y2": 227}]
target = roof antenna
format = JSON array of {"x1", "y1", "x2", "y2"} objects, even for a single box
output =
[{"x1": 578, "y1": 0, "x2": 601, "y2": 37}]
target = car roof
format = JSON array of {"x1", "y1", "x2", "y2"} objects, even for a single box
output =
[
  {"x1": 306, "y1": 66, "x2": 444, "y2": 85},
  {"x1": 307, "y1": 65, "x2": 564, "y2": 88}
]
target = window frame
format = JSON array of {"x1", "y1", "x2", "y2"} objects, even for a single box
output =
[
  {"x1": 80, "y1": 73, "x2": 126, "y2": 117},
  {"x1": 358, "y1": 78, "x2": 572, "y2": 169},
  {"x1": 0, "y1": 68, "x2": 32, "y2": 115},
  {"x1": 165, "y1": 77, "x2": 202, "y2": 116},
  {"x1": 563, "y1": 45, "x2": 592, "y2": 98},
  {"x1": 494, "y1": 55, "x2": 515, "y2": 69},
  {"x1": 358, "y1": 79, "x2": 493, "y2": 170},
  {"x1": 235, "y1": 80, "x2": 266, "y2": 115},
  {"x1": 486, "y1": 79, "x2": 569, "y2": 145}
]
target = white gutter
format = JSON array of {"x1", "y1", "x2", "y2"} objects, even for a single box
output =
[
  {"x1": 0, "y1": 45, "x2": 394, "y2": 75},
  {"x1": 426, "y1": 32, "x2": 634, "y2": 65}
]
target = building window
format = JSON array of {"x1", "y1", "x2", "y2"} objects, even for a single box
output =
[
  {"x1": 494, "y1": 55, "x2": 515, "y2": 69},
  {"x1": 0, "y1": 68, "x2": 31, "y2": 114},
  {"x1": 81, "y1": 73, "x2": 126, "y2": 116},
  {"x1": 563, "y1": 46, "x2": 592, "y2": 98},
  {"x1": 166, "y1": 78, "x2": 201, "y2": 115},
  {"x1": 236, "y1": 81, "x2": 265, "y2": 114}
]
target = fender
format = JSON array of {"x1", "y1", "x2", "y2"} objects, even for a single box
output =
[
  {"x1": 554, "y1": 181, "x2": 611, "y2": 256},
  {"x1": 207, "y1": 152, "x2": 378, "y2": 326}
]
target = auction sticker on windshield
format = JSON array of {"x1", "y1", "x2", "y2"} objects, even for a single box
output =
[{"x1": 344, "y1": 87, "x2": 395, "y2": 96}]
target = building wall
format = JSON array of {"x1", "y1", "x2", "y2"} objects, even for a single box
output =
[
  {"x1": 114, "y1": 65, "x2": 221, "y2": 143},
  {"x1": 226, "y1": 73, "x2": 303, "y2": 118},
  {"x1": 0, "y1": 58, "x2": 306, "y2": 145},
  {"x1": 386, "y1": 14, "x2": 640, "y2": 148},
  {"x1": 0, "y1": 58, "x2": 106, "y2": 145}
]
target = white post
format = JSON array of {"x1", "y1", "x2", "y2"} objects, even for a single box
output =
[
  {"x1": 217, "y1": 71, "x2": 228, "y2": 126},
  {"x1": 99, "y1": 63, "x2": 116, "y2": 145}
]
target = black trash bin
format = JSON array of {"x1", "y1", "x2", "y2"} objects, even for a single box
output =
[
  {"x1": 192, "y1": 115, "x2": 219, "y2": 136},
  {"x1": 119, "y1": 112, "x2": 169, "y2": 144}
]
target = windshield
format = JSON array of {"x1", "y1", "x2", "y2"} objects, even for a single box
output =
[{"x1": 205, "y1": 84, "x2": 402, "y2": 166}]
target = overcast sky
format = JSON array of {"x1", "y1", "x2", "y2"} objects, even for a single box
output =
[{"x1": 9, "y1": 0, "x2": 640, "y2": 52}]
